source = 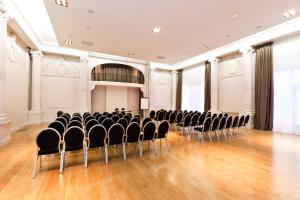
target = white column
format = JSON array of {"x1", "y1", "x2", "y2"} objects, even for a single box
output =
[
  {"x1": 171, "y1": 70, "x2": 177, "y2": 110},
  {"x1": 240, "y1": 47, "x2": 255, "y2": 127},
  {"x1": 209, "y1": 58, "x2": 220, "y2": 113},
  {"x1": 79, "y1": 57, "x2": 89, "y2": 113},
  {"x1": 28, "y1": 50, "x2": 43, "y2": 123},
  {"x1": 0, "y1": 4, "x2": 11, "y2": 146}
]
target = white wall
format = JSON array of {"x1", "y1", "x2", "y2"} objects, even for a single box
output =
[
  {"x1": 127, "y1": 87, "x2": 139, "y2": 115},
  {"x1": 182, "y1": 65, "x2": 205, "y2": 111},
  {"x1": 6, "y1": 36, "x2": 30, "y2": 131},
  {"x1": 91, "y1": 86, "x2": 106, "y2": 113},
  {"x1": 106, "y1": 86, "x2": 128, "y2": 112}
]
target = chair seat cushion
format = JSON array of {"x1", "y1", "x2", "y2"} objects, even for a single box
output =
[{"x1": 38, "y1": 148, "x2": 59, "y2": 155}]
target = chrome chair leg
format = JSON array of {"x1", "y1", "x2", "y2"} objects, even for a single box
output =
[
  {"x1": 208, "y1": 132, "x2": 212, "y2": 142},
  {"x1": 60, "y1": 151, "x2": 64, "y2": 173},
  {"x1": 84, "y1": 148, "x2": 88, "y2": 168},
  {"x1": 32, "y1": 154, "x2": 38, "y2": 179},
  {"x1": 122, "y1": 143, "x2": 126, "y2": 160},
  {"x1": 139, "y1": 141, "x2": 143, "y2": 157},
  {"x1": 105, "y1": 145, "x2": 108, "y2": 164}
]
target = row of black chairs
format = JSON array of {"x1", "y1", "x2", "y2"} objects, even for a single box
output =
[{"x1": 33, "y1": 112, "x2": 169, "y2": 178}]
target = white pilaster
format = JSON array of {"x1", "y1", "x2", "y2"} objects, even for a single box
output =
[
  {"x1": 171, "y1": 70, "x2": 177, "y2": 110},
  {"x1": 240, "y1": 47, "x2": 255, "y2": 127},
  {"x1": 0, "y1": 3, "x2": 11, "y2": 146},
  {"x1": 28, "y1": 50, "x2": 43, "y2": 124},
  {"x1": 79, "y1": 57, "x2": 89, "y2": 113},
  {"x1": 209, "y1": 58, "x2": 219, "y2": 113}
]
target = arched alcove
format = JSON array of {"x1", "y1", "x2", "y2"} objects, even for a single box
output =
[{"x1": 91, "y1": 63, "x2": 145, "y2": 84}]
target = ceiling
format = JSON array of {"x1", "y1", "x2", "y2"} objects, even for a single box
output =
[{"x1": 43, "y1": 0, "x2": 300, "y2": 64}]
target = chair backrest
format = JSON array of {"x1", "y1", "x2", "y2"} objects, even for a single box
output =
[
  {"x1": 117, "y1": 113, "x2": 123, "y2": 118},
  {"x1": 106, "y1": 113, "x2": 113, "y2": 118},
  {"x1": 85, "y1": 119, "x2": 99, "y2": 133},
  {"x1": 111, "y1": 115, "x2": 120, "y2": 123},
  {"x1": 225, "y1": 116, "x2": 233, "y2": 128},
  {"x1": 95, "y1": 113, "x2": 102, "y2": 120},
  {"x1": 169, "y1": 112, "x2": 176, "y2": 124},
  {"x1": 142, "y1": 117, "x2": 152, "y2": 127},
  {"x1": 211, "y1": 117, "x2": 220, "y2": 131},
  {"x1": 63, "y1": 126, "x2": 85, "y2": 151},
  {"x1": 56, "y1": 117, "x2": 68, "y2": 127},
  {"x1": 83, "y1": 112, "x2": 90, "y2": 118},
  {"x1": 67, "y1": 120, "x2": 82, "y2": 128},
  {"x1": 36, "y1": 128, "x2": 61, "y2": 154},
  {"x1": 156, "y1": 120, "x2": 169, "y2": 139},
  {"x1": 133, "y1": 115, "x2": 141, "y2": 119},
  {"x1": 103, "y1": 112, "x2": 108, "y2": 116},
  {"x1": 202, "y1": 118, "x2": 212, "y2": 132},
  {"x1": 72, "y1": 116, "x2": 82, "y2": 122},
  {"x1": 218, "y1": 116, "x2": 227, "y2": 130},
  {"x1": 98, "y1": 116, "x2": 107, "y2": 124},
  {"x1": 126, "y1": 122, "x2": 141, "y2": 143},
  {"x1": 244, "y1": 115, "x2": 250, "y2": 126},
  {"x1": 183, "y1": 114, "x2": 191, "y2": 127},
  {"x1": 107, "y1": 123, "x2": 125, "y2": 145},
  {"x1": 232, "y1": 116, "x2": 239, "y2": 128},
  {"x1": 85, "y1": 116, "x2": 95, "y2": 125},
  {"x1": 117, "y1": 118, "x2": 128, "y2": 130},
  {"x1": 83, "y1": 114, "x2": 92, "y2": 122},
  {"x1": 212, "y1": 114, "x2": 218, "y2": 120},
  {"x1": 87, "y1": 124, "x2": 106, "y2": 148},
  {"x1": 149, "y1": 110, "x2": 155, "y2": 119},
  {"x1": 130, "y1": 117, "x2": 140, "y2": 124},
  {"x1": 190, "y1": 114, "x2": 198, "y2": 126},
  {"x1": 127, "y1": 113, "x2": 133, "y2": 118},
  {"x1": 165, "y1": 111, "x2": 172, "y2": 120},
  {"x1": 157, "y1": 111, "x2": 164, "y2": 121},
  {"x1": 197, "y1": 114, "x2": 206, "y2": 126},
  {"x1": 238, "y1": 115, "x2": 245, "y2": 127},
  {"x1": 175, "y1": 112, "x2": 183, "y2": 123},
  {"x1": 142, "y1": 121, "x2": 156, "y2": 141},
  {"x1": 123, "y1": 115, "x2": 131, "y2": 124},
  {"x1": 224, "y1": 113, "x2": 228, "y2": 118},
  {"x1": 48, "y1": 121, "x2": 65, "y2": 137},
  {"x1": 93, "y1": 112, "x2": 100, "y2": 117},
  {"x1": 61, "y1": 115, "x2": 70, "y2": 123},
  {"x1": 72, "y1": 113, "x2": 82, "y2": 119},
  {"x1": 101, "y1": 118, "x2": 114, "y2": 132},
  {"x1": 206, "y1": 112, "x2": 211, "y2": 118},
  {"x1": 218, "y1": 113, "x2": 223, "y2": 119}
]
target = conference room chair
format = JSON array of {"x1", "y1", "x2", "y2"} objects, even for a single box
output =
[
  {"x1": 212, "y1": 113, "x2": 218, "y2": 121},
  {"x1": 165, "y1": 110, "x2": 172, "y2": 121},
  {"x1": 195, "y1": 117, "x2": 212, "y2": 143},
  {"x1": 103, "y1": 112, "x2": 108, "y2": 116},
  {"x1": 224, "y1": 113, "x2": 229, "y2": 118},
  {"x1": 98, "y1": 116, "x2": 107, "y2": 124},
  {"x1": 130, "y1": 117, "x2": 140, "y2": 125},
  {"x1": 85, "y1": 119, "x2": 99, "y2": 133},
  {"x1": 155, "y1": 120, "x2": 170, "y2": 152},
  {"x1": 67, "y1": 120, "x2": 83, "y2": 129},
  {"x1": 84, "y1": 116, "x2": 94, "y2": 124},
  {"x1": 106, "y1": 123, "x2": 126, "y2": 163},
  {"x1": 71, "y1": 116, "x2": 82, "y2": 122},
  {"x1": 231, "y1": 116, "x2": 240, "y2": 136},
  {"x1": 175, "y1": 112, "x2": 183, "y2": 132},
  {"x1": 56, "y1": 117, "x2": 68, "y2": 127},
  {"x1": 196, "y1": 113, "x2": 206, "y2": 130},
  {"x1": 133, "y1": 114, "x2": 141, "y2": 119},
  {"x1": 60, "y1": 126, "x2": 86, "y2": 173},
  {"x1": 237, "y1": 115, "x2": 245, "y2": 135},
  {"x1": 101, "y1": 118, "x2": 114, "y2": 132},
  {"x1": 190, "y1": 114, "x2": 198, "y2": 134},
  {"x1": 142, "y1": 117, "x2": 152, "y2": 128},
  {"x1": 85, "y1": 124, "x2": 107, "y2": 167},
  {"x1": 93, "y1": 112, "x2": 100, "y2": 117},
  {"x1": 64, "y1": 113, "x2": 71, "y2": 120},
  {"x1": 83, "y1": 114, "x2": 92, "y2": 121},
  {"x1": 177, "y1": 114, "x2": 191, "y2": 135},
  {"x1": 123, "y1": 114, "x2": 131, "y2": 124},
  {"x1": 140, "y1": 121, "x2": 156, "y2": 156},
  {"x1": 149, "y1": 110, "x2": 155, "y2": 119},
  {"x1": 127, "y1": 113, "x2": 133, "y2": 118},
  {"x1": 83, "y1": 112, "x2": 90, "y2": 118},
  {"x1": 95, "y1": 114, "x2": 103, "y2": 121},
  {"x1": 106, "y1": 113, "x2": 113, "y2": 118},
  {"x1": 218, "y1": 113, "x2": 223, "y2": 119},
  {"x1": 73, "y1": 113, "x2": 82, "y2": 119},
  {"x1": 117, "y1": 118, "x2": 128, "y2": 130},
  {"x1": 168, "y1": 112, "x2": 176, "y2": 129},
  {"x1": 210, "y1": 117, "x2": 220, "y2": 142},
  {"x1": 206, "y1": 112, "x2": 211, "y2": 118},
  {"x1": 32, "y1": 128, "x2": 61, "y2": 179},
  {"x1": 125, "y1": 122, "x2": 142, "y2": 156},
  {"x1": 48, "y1": 121, "x2": 65, "y2": 137},
  {"x1": 61, "y1": 114, "x2": 70, "y2": 123},
  {"x1": 225, "y1": 116, "x2": 233, "y2": 137},
  {"x1": 242, "y1": 115, "x2": 250, "y2": 133},
  {"x1": 117, "y1": 113, "x2": 123, "y2": 118},
  {"x1": 111, "y1": 115, "x2": 120, "y2": 123},
  {"x1": 218, "y1": 116, "x2": 227, "y2": 139}
]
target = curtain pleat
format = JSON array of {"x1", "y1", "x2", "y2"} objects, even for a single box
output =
[
  {"x1": 176, "y1": 70, "x2": 183, "y2": 110},
  {"x1": 204, "y1": 61, "x2": 211, "y2": 112},
  {"x1": 255, "y1": 42, "x2": 274, "y2": 130}
]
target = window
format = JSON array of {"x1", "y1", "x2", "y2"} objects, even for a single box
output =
[{"x1": 181, "y1": 65, "x2": 205, "y2": 111}]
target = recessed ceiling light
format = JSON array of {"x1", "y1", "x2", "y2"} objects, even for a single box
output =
[
  {"x1": 226, "y1": 34, "x2": 231, "y2": 38},
  {"x1": 86, "y1": 26, "x2": 91, "y2": 30},
  {"x1": 65, "y1": 40, "x2": 72, "y2": 45},
  {"x1": 283, "y1": 9, "x2": 297, "y2": 18},
  {"x1": 109, "y1": 42, "x2": 113, "y2": 46},
  {"x1": 256, "y1": 25, "x2": 263, "y2": 29},
  {"x1": 152, "y1": 27, "x2": 161, "y2": 34},
  {"x1": 55, "y1": 0, "x2": 68, "y2": 7},
  {"x1": 128, "y1": 52, "x2": 135, "y2": 56},
  {"x1": 157, "y1": 55, "x2": 166, "y2": 59},
  {"x1": 231, "y1": 12, "x2": 239, "y2": 19},
  {"x1": 88, "y1": 9, "x2": 94, "y2": 14}
]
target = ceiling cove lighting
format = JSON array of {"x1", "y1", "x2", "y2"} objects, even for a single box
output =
[
  {"x1": 55, "y1": 0, "x2": 68, "y2": 7},
  {"x1": 152, "y1": 27, "x2": 161, "y2": 34},
  {"x1": 283, "y1": 9, "x2": 297, "y2": 18},
  {"x1": 65, "y1": 40, "x2": 72, "y2": 45}
]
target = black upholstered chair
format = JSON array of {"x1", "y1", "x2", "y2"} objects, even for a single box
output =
[
  {"x1": 95, "y1": 113, "x2": 102, "y2": 121},
  {"x1": 133, "y1": 114, "x2": 141, "y2": 119},
  {"x1": 196, "y1": 113, "x2": 206, "y2": 128},
  {"x1": 212, "y1": 113, "x2": 218, "y2": 121},
  {"x1": 48, "y1": 121, "x2": 65, "y2": 137},
  {"x1": 106, "y1": 113, "x2": 113, "y2": 118},
  {"x1": 101, "y1": 118, "x2": 114, "y2": 132},
  {"x1": 195, "y1": 118, "x2": 212, "y2": 143},
  {"x1": 33, "y1": 128, "x2": 61, "y2": 178},
  {"x1": 93, "y1": 112, "x2": 100, "y2": 117},
  {"x1": 156, "y1": 120, "x2": 170, "y2": 152},
  {"x1": 177, "y1": 114, "x2": 191, "y2": 135},
  {"x1": 149, "y1": 110, "x2": 155, "y2": 119},
  {"x1": 117, "y1": 113, "x2": 123, "y2": 118},
  {"x1": 83, "y1": 112, "x2": 90, "y2": 119},
  {"x1": 117, "y1": 118, "x2": 128, "y2": 130},
  {"x1": 125, "y1": 122, "x2": 142, "y2": 156},
  {"x1": 140, "y1": 121, "x2": 156, "y2": 156},
  {"x1": 111, "y1": 115, "x2": 120, "y2": 123},
  {"x1": 84, "y1": 116, "x2": 94, "y2": 124},
  {"x1": 218, "y1": 113, "x2": 223, "y2": 119},
  {"x1": 85, "y1": 124, "x2": 107, "y2": 166},
  {"x1": 71, "y1": 116, "x2": 82, "y2": 122},
  {"x1": 232, "y1": 116, "x2": 239, "y2": 136},
  {"x1": 210, "y1": 117, "x2": 220, "y2": 142},
  {"x1": 56, "y1": 117, "x2": 68, "y2": 127},
  {"x1": 60, "y1": 126, "x2": 86, "y2": 173},
  {"x1": 190, "y1": 114, "x2": 198, "y2": 134},
  {"x1": 103, "y1": 112, "x2": 108, "y2": 116},
  {"x1": 243, "y1": 115, "x2": 250, "y2": 134},
  {"x1": 142, "y1": 117, "x2": 152, "y2": 128},
  {"x1": 168, "y1": 112, "x2": 176, "y2": 129},
  {"x1": 225, "y1": 116, "x2": 233, "y2": 137},
  {"x1": 156, "y1": 111, "x2": 164, "y2": 124},
  {"x1": 165, "y1": 111, "x2": 172, "y2": 121},
  {"x1": 175, "y1": 112, "x2": 183, "y2": 132},
  {"x1": 130, "y1": 117, "x2": 140, "y2": 125},
  {"x1": 106, "y1": 123, "x2": 126, "y2": 163},
  {"x1": 85, "y1": 119, "x2": 99, "y2": 133},
  {"x1": 218, "y1": 116, "x2": 227, "y2": 139},
  {"x1": 61, "y1": 114, "x2": 70, "y2": 123},
  {"x1": 67, "y1": 120, "x2": 83, "y2": 129},
  {"x1": 98, "y1": 116, "x2": 107, "y2": 124},
  {"x1": 123, "y1": 114, "x2": 131, "y2": 124},
  {"x1": 238, "y1": 115, "x2": 245, "y2": 135}
]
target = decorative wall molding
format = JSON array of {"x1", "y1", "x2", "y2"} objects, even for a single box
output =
[{"x1": 42, "y1": 58, "x2": 80, "y2": 78}]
